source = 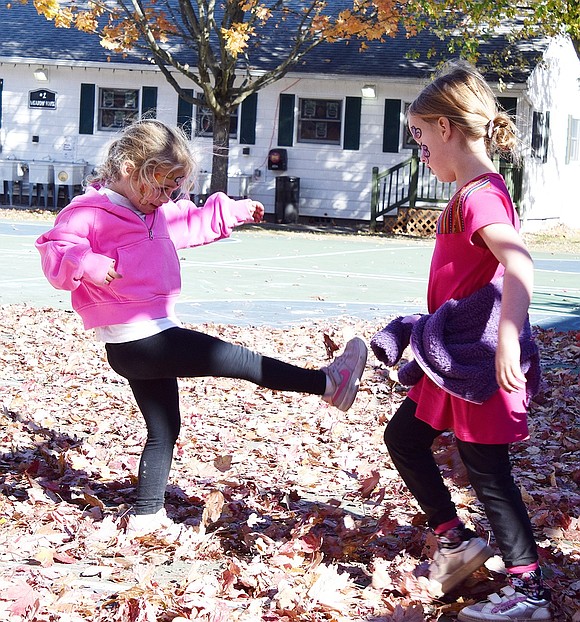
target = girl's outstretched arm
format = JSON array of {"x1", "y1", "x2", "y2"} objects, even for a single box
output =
[
  {"x1": 168, "y1": 192, "x2": 262, "y2": 249},
  {"x1": 478, "y1": 223, "x2": 534, "y2": 394}
]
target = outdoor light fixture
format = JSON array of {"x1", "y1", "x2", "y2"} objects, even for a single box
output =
[
  {"x1": 33, "y1": 68, "x2": 49, "y2": 82},
  {"x1": 361, "y1": 84, "x2": 376, "y2": 99}
]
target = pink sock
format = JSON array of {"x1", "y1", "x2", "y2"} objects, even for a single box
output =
[
  {"x1": 506, "y1": 562, "x2": 539, "y2": 574},
  {"x1": 434, "y1": 517, "x2": 462, "y2": 535}
]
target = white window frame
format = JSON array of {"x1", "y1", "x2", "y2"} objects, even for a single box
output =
[
  {"x1": 98, "y1": 87, "x2": 139, "y2": 131},
  {"x1": 297, "y1": 97, "x2": 342, "y2": 145}
]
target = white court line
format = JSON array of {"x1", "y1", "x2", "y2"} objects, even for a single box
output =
[
  {"x1": 534, "y1": 285, "x2": 580, "y2": 294},
  {"x1": 176, "y1": 298, "x2": 578, "y2": 320},
  {"x1": 180, "y1": 298, "x2": 418, "y2": 306},
  {"x1": 182, "y1": 258, "x2": 578, "y2": 288},
  {"x1": 0, "y1": 234, "x2": 44, "y2": 239},
  {"x1": 534, "y1": 256, "x2": 580, "y2": 262},
  {"x1": 182, "y1": 244, "x2": 430, "y2": 266},
  {"x1": 0, "y1": 276, "x2": 47, "y2": 284},
  {"x1": 184, "y1": 262, "x2": 428, "y2": 283},
  {"x1": 0, "y1": 249, "x2": 36, "y2": 256}
]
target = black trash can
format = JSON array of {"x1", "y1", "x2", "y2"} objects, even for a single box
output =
[{"x1": 275, "y1": 176, "x2": 300, "y2": 224}]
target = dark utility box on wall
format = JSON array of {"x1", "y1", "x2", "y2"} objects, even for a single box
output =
[{"x1": 267, "y1": 148, "x2": 288, "y2": 171}]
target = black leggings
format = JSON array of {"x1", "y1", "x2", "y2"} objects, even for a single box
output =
[
  {"x1": 384, "y1": 397, "x2": 538, "y2": 568},
  {"x1": 106, "y1": 327, "x2": 326, "y2": 513}
]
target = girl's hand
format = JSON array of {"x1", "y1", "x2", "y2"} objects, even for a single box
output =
[
  {"x1": 104, "y1": 261, "x2": 123, "y2": 285},
  {"x1": 495, "y1": 335, "x2": 526, "y2": 393},
  {"x1": 248, "y1": 201, "x2": 264, "y2": 223}
]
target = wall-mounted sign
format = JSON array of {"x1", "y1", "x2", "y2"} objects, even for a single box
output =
[{"x1": 29, "y1": 89, "x2": 57, "y2": 110}]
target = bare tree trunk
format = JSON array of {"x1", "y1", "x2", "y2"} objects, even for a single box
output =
[
  {"x1": 572, "y1": 36, "x2": 580, "y2": 62},
  {"x1": 211, "y1": 114, "x2": 230, "y2": 194}
]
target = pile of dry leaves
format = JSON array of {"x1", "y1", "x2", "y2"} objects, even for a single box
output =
[{"x1": 0, "y1": 304, "x2": 578, "y2": 621}]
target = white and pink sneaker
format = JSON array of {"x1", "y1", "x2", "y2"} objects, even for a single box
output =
[{"x1": 322, "y1": 337, "x2": 367, "y2": 411}]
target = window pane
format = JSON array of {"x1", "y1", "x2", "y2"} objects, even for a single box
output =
[
  {"x1": 98, "y1": 88, "x2": 139, "y2": 131},
  {"x1": 297, "y1": 98, "x2": 342, "y2": 145},
  {"x1": 195, "y1": 93, "x2": 238, "y2": 138},
  {"x1": 197, "y1": 105, "x2": 214, "y2": 136}
]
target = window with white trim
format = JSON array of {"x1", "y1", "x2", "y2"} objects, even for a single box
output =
[
  {"x1": 297, "y1": 98, "x2": 342, "y2": 145},
  {"x1": 98, "y1": 88, "x2": 139, "y2": 130}
]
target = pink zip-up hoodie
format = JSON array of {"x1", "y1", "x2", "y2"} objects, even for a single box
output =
[{"x1": 36, "y1": 187, "x2": 255, "y2": 329}]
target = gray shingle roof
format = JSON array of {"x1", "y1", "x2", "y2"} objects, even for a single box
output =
[
  {"x1": 0, "y1": 2, "x2": 146, "y2": 65},
  {"x1": 0, "y1": 1, "x2": 544, "y2": 82}
]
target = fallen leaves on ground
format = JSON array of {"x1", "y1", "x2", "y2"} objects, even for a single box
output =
[{"x1": 0, "y1": 304, "x2": 578, "y2": 621}]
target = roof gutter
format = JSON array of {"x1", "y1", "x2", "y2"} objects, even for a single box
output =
[{"x1": 0, "y1": 57, "x2": 160, "y2": 72}]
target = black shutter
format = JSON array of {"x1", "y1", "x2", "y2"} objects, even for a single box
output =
[
  {"x1": 383, "y1": 99, "x2": 401, "y2": 153},
  {"x1": 177, "y1": 89, "x2": 194, "y2": 139},
  {"x1": 142, "y1": 86, "x2": 158, "y2": 118},
  {"x1": 240, "y1": 92, "x2": 258, "y2": 145},
  {"x1": 278, "y1": 94, "x2": 295, "y2": 147},
  {"x1": 79, "y1": 83, "x2": 95, "y2": 135},
  {"x1": 532, "y1": 111, "x2": 550, "y2": 162},
  {"x1": 343, "y1": 96, "x2": 361, "y2": 150}
]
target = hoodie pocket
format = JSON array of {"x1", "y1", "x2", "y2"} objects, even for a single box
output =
[{"x1": 110, "y1": 237, "x2": 181, "y2": 301}]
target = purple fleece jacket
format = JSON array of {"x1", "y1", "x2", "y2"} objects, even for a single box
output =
[{"x1": 370, "y1": 280, "x2": 541, "y2": 405}]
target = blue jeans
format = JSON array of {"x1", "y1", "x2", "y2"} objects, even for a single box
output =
[
  {"x1": 106, "y1": 327, "x2": 326, "y2": 513},
  {"x1": 384, "y1": 397, "x2": 538, "y2": 568}
]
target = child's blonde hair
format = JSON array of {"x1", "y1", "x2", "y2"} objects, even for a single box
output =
[
  {"x1": 89, "y1": 120, "x2": 198, "y2": 194},
  {"x1": 409, "y1": 60, "x2": 518, "y2": 159}
]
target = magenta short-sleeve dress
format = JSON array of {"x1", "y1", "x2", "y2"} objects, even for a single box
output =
[{"x1": 408, "y1": 173, "x2": 531, "y2": 444}]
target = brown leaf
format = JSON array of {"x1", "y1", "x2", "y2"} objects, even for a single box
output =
[
  {"x1": 201, "y1": 490, "x2": 225, "y2": 527},
  {"x1": 214, "y1": 454, "x2": 233, "y2": 472},
  {"x1": 323, "y1": 333, "x2": 340, "y2": 359},
  {"x1": 386, "y1": 603, "x2": 426, "y2": 621},
  {"x1": 34, "y1": 547, "x2": 54, "y2": 567},
  {"x1": 359, "y1": 469, "x2": 381, "y2": 498}
]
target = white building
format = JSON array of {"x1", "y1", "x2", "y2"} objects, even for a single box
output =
[{"x1": 0, "y1": 2, "x2": 579, "y2": 230}]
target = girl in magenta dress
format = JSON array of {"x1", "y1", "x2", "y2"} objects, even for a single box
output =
[{"x1": 380, "y1": 62, "x2": 552, "y2": 621}]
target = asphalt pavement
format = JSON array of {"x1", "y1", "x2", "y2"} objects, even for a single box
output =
[{"x1": 1, "y1": 217, "x2": 579, "y2": 331}]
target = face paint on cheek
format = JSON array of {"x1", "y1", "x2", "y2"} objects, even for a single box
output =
[
  {"x1": 136, "y1": 184, "x2": 150, "y2": 205},
  {"x1": 420, "y1": 144, "x2": 430, "y2": 164},
  {"x1": 410, "y1": 126, "x2": 422, "y2": 142}
]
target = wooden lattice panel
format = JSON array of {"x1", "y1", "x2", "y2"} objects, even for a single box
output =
[
  {"x1": 380, "y1": 216, "x2": 399, "y2": 234},
  {"x1": 387, "y1": 208, "x2": 440, "y2": 237}
]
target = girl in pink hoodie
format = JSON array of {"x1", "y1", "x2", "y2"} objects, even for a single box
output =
[{"x1": 36, "y1": 120, "x2": 367, "y2": 536}]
